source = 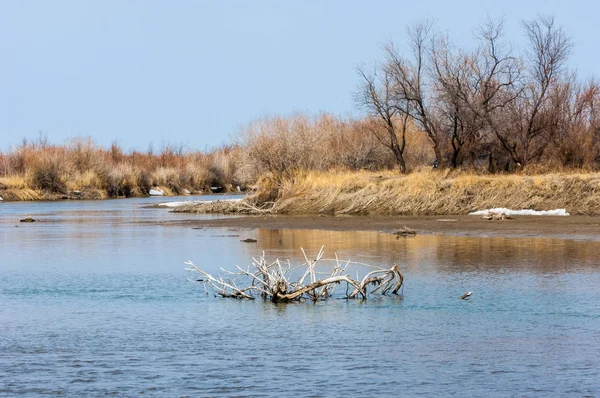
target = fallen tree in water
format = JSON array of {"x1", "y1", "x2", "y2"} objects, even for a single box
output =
[{"x1": 185, "y1": 246, "x2": 403, "y2": 303}]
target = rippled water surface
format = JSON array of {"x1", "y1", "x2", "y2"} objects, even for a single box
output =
[{"x1": 1, "y1": 197, "x2": 600, "y2": 396}]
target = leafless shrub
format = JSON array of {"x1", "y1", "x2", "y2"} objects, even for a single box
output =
[
  {"x1": 236, "y1": 113, "x2": 398, "y2": 184},
  {"x1": 29, "y1": 158, "x2": 67, "y2": 194}
]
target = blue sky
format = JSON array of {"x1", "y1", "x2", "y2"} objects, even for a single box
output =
[{"x1": 0, "y1": 0, "x2": 596, "y2": 151}]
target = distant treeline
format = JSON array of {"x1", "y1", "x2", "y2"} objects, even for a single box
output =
[
  {"x1": 356, "y1": 16, "x2": 600, "y2": 172},
  {"x1": 2, "y1": 16, "x2": 599, "y2": 199},
  {"x1": 0, "y1": 137, "x2": 239, "y2": 198}
]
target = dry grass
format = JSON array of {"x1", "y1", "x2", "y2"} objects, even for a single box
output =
[
  {"x1": 0, "y1": 138, "x2": 244, "y2": 200},
  {"x1": 0, "y1": 175, "x2": 27, "y2": 189},
  {"x1": 0, "y1": 188, "x2": 42, "y2": 201},
  {"x1": 251, "y1": 170, "x2": 600, "y2": 216}
]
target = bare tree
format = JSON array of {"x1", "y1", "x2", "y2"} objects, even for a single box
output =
[
  {"x1": 484, "y1": 16, "x2": 572, "y2": 168},
  {"x1": 385, "y1": 22, "x2": 443, "y2": 165},
  {"x1": 356, "y1": 63, "x2": 410, "y2": 172},
  {"x1": 517, "y1": 16, "x2": 572, "y2": 165},
  {"x1": 465, "y1": 18, "x2": 523, "y2": 170},
  {"x1": 576, "y1": 81, "x2": 600, "y2": 167},
  {"x1": 553, "y1": 79, "x2": 600, "y2": 167},
  {"x1": 430, "y1": 36, "x2": 485, "y2": 168}
]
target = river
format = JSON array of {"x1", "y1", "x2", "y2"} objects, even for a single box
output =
[{"x1": 1, "y1": 196, "x2": 599, "y2": 396}]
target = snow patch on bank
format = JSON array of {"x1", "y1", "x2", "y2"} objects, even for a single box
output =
[
  {"x1": 0, "y1": 196, "x2": 3, "y2": 201},
  {"x1": 158, "y1": 200, "x2": 201, "y2": 208},
  {"x1": 149, "y1": 188, "x2": 164, "y2": 196},
  {"x1": 158, "y1": 198, "x2": 243, "y2": 208},
  {"x1": 469, "y1": 208, "x2": 570, "y2": 216}
]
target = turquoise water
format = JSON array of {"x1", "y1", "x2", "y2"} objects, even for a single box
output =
[{"x1": 1, "y1": 197, "x2": 600, "y2": 396}]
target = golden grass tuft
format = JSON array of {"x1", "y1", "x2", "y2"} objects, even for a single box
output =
[
  {"x1": 0, "y1": 175, "x2": 27, "y2": 189},
  {"x1": 257, "y1": 170, "x2": 600, "y2": 216}
]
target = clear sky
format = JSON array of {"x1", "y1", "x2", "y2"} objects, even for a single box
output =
[{"x1": 0, "y1": 0, "x2": 597, "y2": 151}]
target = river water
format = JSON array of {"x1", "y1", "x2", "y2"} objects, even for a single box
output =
[{"x1": 1, "y1": 197, "x2": 600, "y2": 396}]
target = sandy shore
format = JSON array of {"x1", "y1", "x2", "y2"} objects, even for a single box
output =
[{"x1": 155, "y1": 214, "x2": 600, "y2": 240}]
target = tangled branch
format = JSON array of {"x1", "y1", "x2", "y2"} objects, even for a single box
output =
[{"x1": 185, "y1": 246, "x2": 403, "y2": 303}]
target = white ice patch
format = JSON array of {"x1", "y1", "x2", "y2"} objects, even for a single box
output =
[
  {"x1": 158, "y1": 200, "x2": 201, "y2": 208},
  {"x1": 469, "y1": 208, "x2": 570, "y2": 216},
  {"x1": 149, "y1": 188, "x2": 164, "y2": 196},
  {"x1": 158, "y1": 198, "x2": 243, "y2": 208}
]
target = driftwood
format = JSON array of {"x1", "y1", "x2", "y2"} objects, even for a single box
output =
[
  {"x1": 392, "y1": 226, "x2": 417, "y2": 236},
  {"x1": 482, "y1": 212, "x2": 514, "y2": 220},
  {"x1": 173, "y1": 199, "x2": 273, "y2": 215},
  {"x1": 185, "y1": 246, "x2": 403, "y2": 303}
]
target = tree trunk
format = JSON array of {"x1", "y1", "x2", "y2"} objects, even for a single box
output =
[
  {"x1": 432, "y1": 143, "x2": 443, "y2": 169},
  {"x1": 451, "y1": 146, "x2": 460, "y2": 169},
  {"x1": 388, "y1": 123, "x2": 407, "y2": 173},
  {"x1": 450, "y1": 134, "x2": 461, "y2": 169},
  {"x1": 392, "y1": 144, "x2": 407, "y2": 173}
]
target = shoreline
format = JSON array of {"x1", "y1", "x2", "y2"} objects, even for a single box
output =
[
  {"x1": 0, "y1": 188, "x2": 108, "y2": 202},
  {"x1": 172, "y1": 171, "x2": 600, "y2": 217},
  {"x1": 4, "y1": 171, "x2": 600, "y2": 216},
  {"x1": 0, "y1": 186, "x2": 235, "y2": 202},
  {"x1": 154, "y1": 214, "x2": 600, "y2": 241}
]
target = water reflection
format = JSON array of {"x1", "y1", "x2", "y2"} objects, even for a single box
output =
[
  {"x1": 2, "y1": 199, "x2": 600, "y2": 396},
  {"x1": 252, "y1": 228, "x2": 600, "y2": 274}
]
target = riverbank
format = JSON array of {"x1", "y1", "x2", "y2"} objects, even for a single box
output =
[
  {"x1": 0, "y1": 185, "x2": 204, "y2": 201},
  {"x1": 0, "y1": 188, "x2": 105, "y2": 201},
  {"x1": 175, "y1": 170, "x2": 600, "y2": 216}
]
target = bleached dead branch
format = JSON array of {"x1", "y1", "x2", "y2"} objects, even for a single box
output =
[
  {"x1": 185, "y1": 247, "x2": 403, "y2": 303},
  {"x1": 173, "y1": 199, "x2": 274, "y2": 214}
]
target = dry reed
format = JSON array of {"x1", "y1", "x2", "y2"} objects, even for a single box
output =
[
  {"x1": 0, "y1": 137, "x2": 243, "y2": 200},
  {"x1": 250, "y1": 170, "x2": 600, "y2": 216}
]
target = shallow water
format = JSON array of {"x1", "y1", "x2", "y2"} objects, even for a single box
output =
[{"x1": 1, "y1": 197, "x2": 600, "y2": 396}]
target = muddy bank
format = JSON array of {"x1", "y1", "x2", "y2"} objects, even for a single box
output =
[{"x1": 156, "y1": 214, "x2": 600, "y2": 241}]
